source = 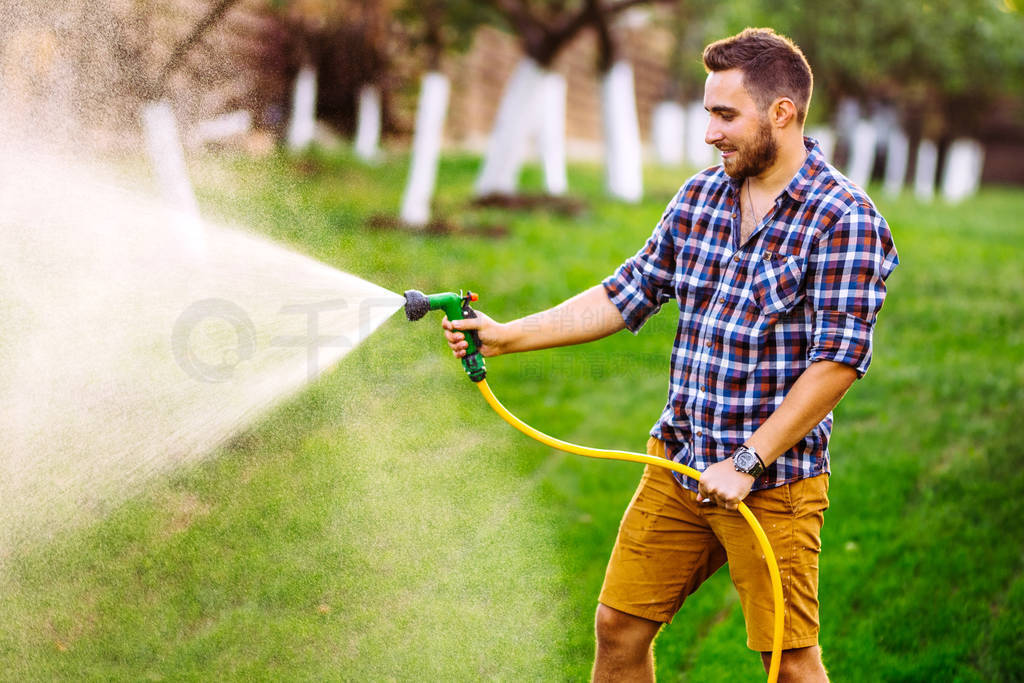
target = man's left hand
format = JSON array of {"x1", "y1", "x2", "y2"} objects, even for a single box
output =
[{"x1": 698, "y1": 458, "x2": 755, "y2": 510}]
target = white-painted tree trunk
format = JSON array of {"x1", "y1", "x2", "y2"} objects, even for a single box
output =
[
  {"x1": 807, "y1": 126, "x2": 836, "y2": 162},
  {"x1": 538, "y1": 71, "x2": 568, "y2": 196},
  {"x1": 914, "y1": 139, "x2": 938, "y2": 201},
  {"x1": 941, "y1": 138, "x2": 985, "y2": 202},
  {"x1": 883, "y1": 127, "x2": 909, "y2": 197},
  {"x1": 354, "y1": 84, "x2": 382, "y2": 161},
  {"x1": 651, "y1": 100, "x2": 685, "y2": 166},
  {"x1": 601, "y1": 60, "x2": 643, "y2": 203},
  {"x1": 140, "y1": 99, "x2": 205, "y2": 257},
  {"x1": 846, "y1": 119, "x2": 877, "y2": 188},
  {"x1": 400, "y1": 71, "x2": 450, "y2": 227},
  {"x1": 475, "y1": 58, "x2": 545, "y2": 196},
  {"x1": 286, "y1": 64, "x2": 317, "y2": 152},
  {"x1": 685, "y1": 100, "x2": 712, "y2": 169}
]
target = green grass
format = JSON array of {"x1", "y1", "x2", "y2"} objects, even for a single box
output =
[{"x1": 1, "y1": 146, "x2": 1022, "y2": 680}]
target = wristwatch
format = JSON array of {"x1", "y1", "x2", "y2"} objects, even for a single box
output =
[{"x1": 732, "y1": 445, "x2": 766, "y2": 479}]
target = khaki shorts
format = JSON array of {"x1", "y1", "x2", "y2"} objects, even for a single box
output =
[{"x1": 599, "y1": 437, "x2": 829, "y2": 651}]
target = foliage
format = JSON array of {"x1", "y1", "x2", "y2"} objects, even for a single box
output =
[
  {"x1": 663, "y1": 0, "x2": 1024, "y2": 135},
  {"x1": 392, "y1": 0, "x2": 500, "y2": 65}
]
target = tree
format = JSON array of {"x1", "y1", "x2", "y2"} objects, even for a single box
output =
[
  {"x1": 395, "y1": 0, "x2": 494, "y2": 226},
  {"x1": 267, "y1": 0, "x2": 398, "y2": 156},
  {"x1": 476, "y1": 0, "x2": 664, "y2": 199},
  {"x1": 109, "y1": 0, "x2": 245, "y2": 257},
  {"x1": 589, "y1": 0, "x2": 644, "y2": 201}
]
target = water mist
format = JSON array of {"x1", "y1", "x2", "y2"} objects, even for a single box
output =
[{"x1": 0, "y1": 144, "x2": 403, "y2": 565}]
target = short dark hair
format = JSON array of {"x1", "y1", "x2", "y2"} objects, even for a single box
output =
[{"x1": 702, "y1": 28, "x2": 813, "y2": 125}]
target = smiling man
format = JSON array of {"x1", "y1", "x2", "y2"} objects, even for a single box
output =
[{"x1": 444, "y1": 28, "x2": 898, "y2": 681}]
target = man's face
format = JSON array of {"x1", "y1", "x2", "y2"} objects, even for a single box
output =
[{"x1": 703, "y1": 69, "x2": 778, "y2": 180}]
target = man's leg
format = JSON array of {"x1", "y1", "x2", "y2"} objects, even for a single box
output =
[
  {"x1": 705, "y1": 475, "x2": 830, "y2": 679},
  {"x1": 596, "y1": 439, "x2": 726, "y2": 679},
  {"x1": 593, "y1": 603, "x2": 661, "y2": 682},
  {"x1": 760, "y1": 645, "x2": 829, "y2": 682}
]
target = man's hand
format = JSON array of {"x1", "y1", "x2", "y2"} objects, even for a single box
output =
[
  {"x1": 697, "y1": 458, "x2": 755, "y2": 511},
  {"x1": 443, "y1": 311, "x2": 507, "y2": 358}
]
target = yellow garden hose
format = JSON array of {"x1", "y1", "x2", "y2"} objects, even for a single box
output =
[{"x1": 476, "y1": 378, "x2": 784, "y2": 683}]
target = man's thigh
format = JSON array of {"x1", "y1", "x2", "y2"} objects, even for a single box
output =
[
  {"x1": 599, "y1": 438, "x2": 728, "y2": 624},
  {"x1": 705, "y1": 474, "x2": 830, "y2": 651}
]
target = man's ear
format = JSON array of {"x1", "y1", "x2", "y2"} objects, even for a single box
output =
[{"x1": 771, "y1": 98, "x2": 798, "y2": 128}]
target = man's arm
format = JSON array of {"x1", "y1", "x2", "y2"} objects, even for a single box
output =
[
  {"x1": 443, "y1": 284, "x2": 625, "y2": 358},
  {"x1": 698, "y1": 360, "x2": 857, "y2": 510}
]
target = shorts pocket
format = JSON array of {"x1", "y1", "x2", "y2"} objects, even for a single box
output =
[{"x1": 791, "y1": 474, "x2": 830, "y2": 514}]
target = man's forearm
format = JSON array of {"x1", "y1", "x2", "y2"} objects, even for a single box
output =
[
  {"x1": 502, "y1": 284, "x2": 626, "y2": 354},
  {"x1": 746, "y1": 360, "x2": 858, "y2": 465},
  {"x1": 698, "y1": 359, "x2": 858, "y2": 509}
]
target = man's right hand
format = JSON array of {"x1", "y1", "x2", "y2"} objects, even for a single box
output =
[{"x1": 443, "y1": 311, "x2": 506, "y2": 359}]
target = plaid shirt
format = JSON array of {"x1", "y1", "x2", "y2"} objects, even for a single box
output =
[{"x1": 603, "y1": 138, "x2": 899, "y2": 492}]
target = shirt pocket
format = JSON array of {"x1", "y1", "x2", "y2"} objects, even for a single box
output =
[{"x1": 750, "y1": 253, "x2": 807, "y2": 316}]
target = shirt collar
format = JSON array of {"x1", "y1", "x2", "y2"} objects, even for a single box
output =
[{"x1": 784, "y1": 136, "x2": 827, "y2": 203}]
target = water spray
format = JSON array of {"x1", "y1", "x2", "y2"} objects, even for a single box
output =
[{"x1": 404, "y1": 289, "x2": 786, "y2": 683}]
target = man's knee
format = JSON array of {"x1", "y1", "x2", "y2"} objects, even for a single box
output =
[{"x1": 595, "y1": 603, "x2": 661, "y2": 652}]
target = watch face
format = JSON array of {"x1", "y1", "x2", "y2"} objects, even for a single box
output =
[{"x1": 735, "y1": 450, "x2": 756, "y2": 470}]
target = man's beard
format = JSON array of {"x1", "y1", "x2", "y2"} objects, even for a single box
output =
[{"x1": 722, "y1": 118, "x2": 778, "y2": 179}]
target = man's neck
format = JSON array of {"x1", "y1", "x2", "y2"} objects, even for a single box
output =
[{"x1": 749, "y1": 131, "x2": 807, "y2": 198}]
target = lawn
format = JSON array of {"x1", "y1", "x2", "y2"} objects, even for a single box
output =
[{"x1": 1, "y1": 147, "x2": 1021, "y2": 681}]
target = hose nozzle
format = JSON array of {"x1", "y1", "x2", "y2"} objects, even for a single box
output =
[
  {"x1": 403, "y1": 289, "x2": 431, "y2": 321},
  {"x1": 404, "y1": 289, "x2": 486, "y2": 382}
]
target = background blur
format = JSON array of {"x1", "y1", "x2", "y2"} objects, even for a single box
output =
[
  {"x1": 3, "y1": 0, "x2": 1023, "y2": 187},
  {"x1": 1, "y1": 1, "x2": 1022, "y2": 680}
]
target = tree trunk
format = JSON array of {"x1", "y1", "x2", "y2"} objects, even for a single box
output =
[
  {"x1": 882, "y1": 127, "x2": 909, "y2": 197},
  {"x1": 538, "y1": 71, "x2": 568, "y2": 196},
  {"x1": 651, "y1": 100, "x2": 685, "y2": 166},
  {"x1": 601, "y1": 60, "x2": 643, "y2": 202},
  {"x1": 685, "y1": 100, "x2": 712, "y2": 169},
  {"x1": 846, "y1": 119, "x2": 877, "y2": 188},
  {"x1": 354, "y1": 84, "x2": 382, "y2": 161},
  {"x1": 941, "y1": 139, "x2": 984, "y2": 202},
  {"x1": 474, "y1": 57, "x2": 545, "y2": 196},
  {"x1": 140, "y1": 99, "x2": 205, "y2": 257},
  {"x1": 400, "y1": 71, "x2": 450, "y2": 227},
  {"x1": 286, "y1": 64, "x2": 317, "y2": 152},
  {"x1": 914, "y1": 139, "x2": 938, "y2": 201}
]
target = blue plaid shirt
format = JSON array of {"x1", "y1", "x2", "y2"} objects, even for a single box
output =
[{"x1": 603, "y1": 138, "x2": 899, "y2": 492}]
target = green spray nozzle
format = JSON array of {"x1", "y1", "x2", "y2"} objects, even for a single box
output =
[{"x1": 404, "y1": 289, "x2": 486, "y2": 382}]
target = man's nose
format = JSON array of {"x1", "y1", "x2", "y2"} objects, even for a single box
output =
[{"x1": 705, "y1": 120, "x2": 722, "y2": 146}]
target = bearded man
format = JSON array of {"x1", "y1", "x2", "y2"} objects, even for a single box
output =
[{"x1": 444, "y1": 27, "x2": 898, "y2": 682}]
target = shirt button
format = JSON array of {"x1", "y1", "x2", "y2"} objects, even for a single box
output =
[
  {"x1": 695, "y1": 430, "x2": 703, "y2": 437},
  {"x1": 733, "y1": 254, "x2": 741, "y2": 262},
  {"x1": 718, "y1": 297, "x2": 726, "y2": 304},
  {"x1": 705, "y1": 341, "x2": 712, "y2": 348},
  {"x1": 731, "y1": 212, "x2": 736, "y2": 218}
]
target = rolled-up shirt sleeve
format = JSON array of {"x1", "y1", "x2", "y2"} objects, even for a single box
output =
[
  {"x1": 806, "y1": 202, "x2": 899, "y2": 376},
  {"x1": 602, "y1": 193, "x2": 681, "y2": 333}
]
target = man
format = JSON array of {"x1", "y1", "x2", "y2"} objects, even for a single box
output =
[{"x1": 444, "y1": 28, "x2": 898, "y2": 681}]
